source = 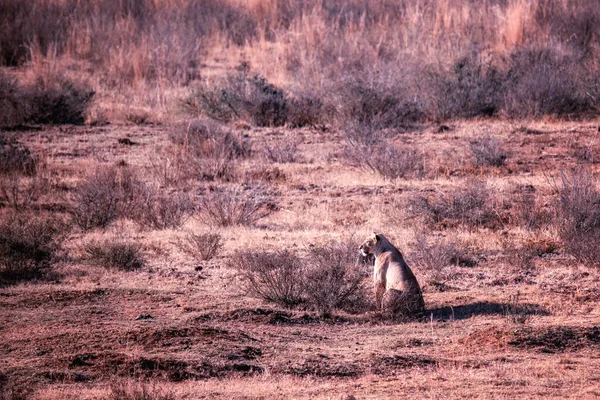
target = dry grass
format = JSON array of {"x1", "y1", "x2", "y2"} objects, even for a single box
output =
[
  {"x1": 83, "y1": 239, "x2": 145, "y2": 271},
  {"x1": 197, "y1": 185, "x2": 275, "y2": 227},
  {"x1": 0, "y1": 213, "x2": 65, "y2": 285},
  {"x1": 1, "y1": 1, "x2": 599, "y2": 122},
  {"x1": 3, "y1": 1, "x2": 600, "y2": 398},
  {"x1": 177, "y1": 232, "x2": 224, "y2": 263}
]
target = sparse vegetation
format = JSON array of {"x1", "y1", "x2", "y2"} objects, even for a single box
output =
[
  {"x1": 303, "y1": 241, "x2": 369, "y2": 315},
  {"x1": 197, "y1": 186, "x2": 275, "y2": 227},
  {"x1": 470, "y1": 137, "x2": 508, "y2": 167},
  {"x1": 410, "y1": 234, "x2": 471, "y2": 284},
  {"x1": 556, "y1": 169, "x2": 600, "y2": 265},
  {"x1": 343, "y1": 125, "x2": 425, "y2": 180},
  {"x1": 232, "y1": 248, "x2": 305, "y2": 307},
  {"x1": 178, "y1": 232, "x2": 224, "y2": 263},
  {"x1": 109, "y1": 380, "x2": 175, "y2": 400},
  {"x1": 169, "y1": 119, "x2": 250, "y2": 181},
  {"x1": 84, "y1": 239, "x2": 145, "y2": 271},
  {"x1": 408, "y1": 179, "x2": 506, "y2": 230},
  {"x1": 0, "y1": 213, "x2": 65, "y2": 285},
  {"x1": 4, "y1": 1, "x2": 600, "y2": 398},
  {"x1": 263, "y1": 137, "x2": 301, "y2": 164}
]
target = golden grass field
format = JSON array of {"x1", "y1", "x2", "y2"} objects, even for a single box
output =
[
  {"x1": 1, "y1": 119, "x2": 600, "y2": 399},
  {"x1": 2, "y1": 1, "x2": 600, "y2": 399}
]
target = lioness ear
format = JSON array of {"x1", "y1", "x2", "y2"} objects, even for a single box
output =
[{"x1": 374, "y1": 234, "x2": 381, "y2": 242}]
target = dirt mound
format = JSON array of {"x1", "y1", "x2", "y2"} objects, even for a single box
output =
[
  {"x1": 129, "y1": 326, "x2": 256, "y2": 349},
  {"x1": 461, "y1": 326, "x2": 512, "y2": 351},
  {"x1": 195, "y1": 308, "x2": 347, "y2": 325},
  {"x1": 273, "y1": 357, "x2": 363, "y2": 377},
  {"x1": 509, "y1": 326, "x2": 600, "y2": 353},
  {"x1": 370, "y1": 354, "x2": 437, "y2": 376},
  {"x1": 462, "y1": 325, "x2": 600, "y2": 353},
  {"x1": 64, "y1": 352, "x2": 264, "y2": 382}
]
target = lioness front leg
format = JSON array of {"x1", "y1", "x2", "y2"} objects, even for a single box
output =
[{"x1": 374, "y1": 282, "x2": 386, "y2": 310}]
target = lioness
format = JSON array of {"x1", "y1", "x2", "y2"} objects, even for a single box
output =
[{"x1": 359, "y1": 233, "x2": 424, "y2": 316}]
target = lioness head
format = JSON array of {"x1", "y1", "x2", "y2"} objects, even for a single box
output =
[{"x1": 359, "y1": 232, "x2": 382, "y2": 257}]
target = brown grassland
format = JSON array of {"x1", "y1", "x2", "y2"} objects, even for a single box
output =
[{"x1": 2, "y1": 0, "x2": 600, "y2": 399}]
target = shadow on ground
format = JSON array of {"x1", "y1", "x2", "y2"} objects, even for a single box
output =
[{"x1": 427, "y1": 301, "x2": 550, "y2": 321}]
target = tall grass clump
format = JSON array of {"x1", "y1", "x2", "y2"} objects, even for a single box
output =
[
  {"x1": 555, "y1": 170, "x2": 600, "y2": 265},
  {"x1": 0, "y1": 213, "x2": 66, "y2": 285},
  {"x1": 197, "y1": 185, "x2": 275, "y2": 227}
]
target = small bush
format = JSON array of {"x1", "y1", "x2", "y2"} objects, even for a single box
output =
[
  {"x1": 343, "y1": 126, "x2": 425, "y2": 180},
  {"x1": 135, "y1": 191, "x2": 193, "y2": 230},
  {"x1": 410, "y1": 234, "x2": 470, "y2": 283},
  {"x1": 287, "y1": 95, "x2": 324, "y2": 128},
  {"x1": 303, "y1": 241, "x2": 369, "y2": 314},
  {"x1": 555, "y1": 170, "x2": 600, "y2": 265},
  {"x1": 408, "y1": 179, "x2": 505, "y2": 229},
  {"x1": 178, "y1": 232, "x2": 223, "y2": 263},
  {"x1": 170, "y1": 119, "x2": 250, "y2": 181},
  {"x1": 70, "y1": 167, "x2": 132, "y2": 230},
  {"x1": 84, "y1": 239, "x2": 145, "y2": 271},
  {"x1": 511, "y1": 184, "x2": 551, "y2": 229},
  {"x1": 184, "y1": 70, "x2": 288, "y2": 127},
  {"x1": 0, "y1": 71, "x2": 94, "y2": 127},
  {"x1": 232, "y1": 248, "x2": 305, "y2": 307},
  {"x1": 0, "y1": 137, "x2": 36, "y2": 176},
  {"x1": 0, "y1": 138, "x2": 47, "y2": 211},
  {"x1": 0, "y1": 173, "x2": 48, "y2": 212},
  {"x1": 109, "y1": 380, "x2": 175, "y2": 400},
  {"x1": 197, "y1": 186, "x2": 275, "y2": 227},
  {"x1": 263, "y1": 137, "x2": 301, "y2": 163},
  {"x1": 0, "y1": 214, "x2": 65, "y2": 285},
  {"x1": 336, "y1": 74, "x2": 426, "y2": 129},
  {"x1": 470, "y1": 136, "x2": 508, "y2": 167},
  {"x1": 232, "y1": 241, "x2": 370, "y2": 313}
]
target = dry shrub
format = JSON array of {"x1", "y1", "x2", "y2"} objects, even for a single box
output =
[
  {"x1": 410, "y1": 233, "x2": 471, "y2": 284},
  {"x1": 197, "y1": 186, "x2": 275, "y2": 227},
  {"x1": 303, "y1": 241, "x2": 369, "y2": 315},
  {"x1": 169, "y1": 119, "x2": 250, "y2": 181},
  {"x1": 70, "y1": 166, "x2": 137, "y2": 230},
  {"x1": 470, "y1": 136, "x2": 508, "y2": 167},
  {"x1": 178, "y1": 232, "x2": 223, "y2": 263},
  {"x1": 555, "y1": 169, "x2": 600, "y2": 265},
  {"x1": 335, "y1": 73, "x2": 426, "y2": 130},
  {"x1": 0, "y1": 173, "x2": 48, "y2": 212},
  {"x1": 408, "y1": 180, "x2": 505, "y2": 230},
  {"x1": 232, "y1": 241, "x2": 369, "y2": 313},
  {"x1": 71, "y1": 166, "x2": 191, "y2": 230},
  {"x1": 432, "y1": 52, "x2": 502, "y2": 119},
  {"x1": 287, "y1": 95, "x2": 325, "y2": 128},
  {"x1": 0, "y1": 136, "x2": 36, "y2": 175},
  {"x1": 263, "y1": 137, "x2": 301, "y2": 163},
  {"x1": 185, "y1": 70, "x2": 287, "y2": 127},
  {"x1": 502, "y1": 47, "x2": 594, "y2": 118},
  {"x1": 135, "y1": 191, "x2": 193, "y2": 230},
  {"x1": 343, "y1": 125, "x2": 425, "y2": 180},
  {"x1": 84, "y1": 239, "x2": 145, "y2": 271},
  {"x1": 0, "y1": 213, "x2": 66, "y2": 285},
  {"x1": 0, "y1": 71, "x2": 94, "y2": 127},
  {"x1": 232, "y1": 248, "x2": 305, "y2": 307},
  {"x1": 109, "y1": 380, "x2": 175, "y2": 400},
  {"x1": 0, "y1": 137, "x2": 48, "y2": 211},
  {"x1": 511, "y1": 184, "x2": 551, "y2": 229}
]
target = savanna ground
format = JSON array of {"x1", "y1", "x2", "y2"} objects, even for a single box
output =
[{"x1": 2, "y1": 1, "x2": 600, "y2": 399}]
